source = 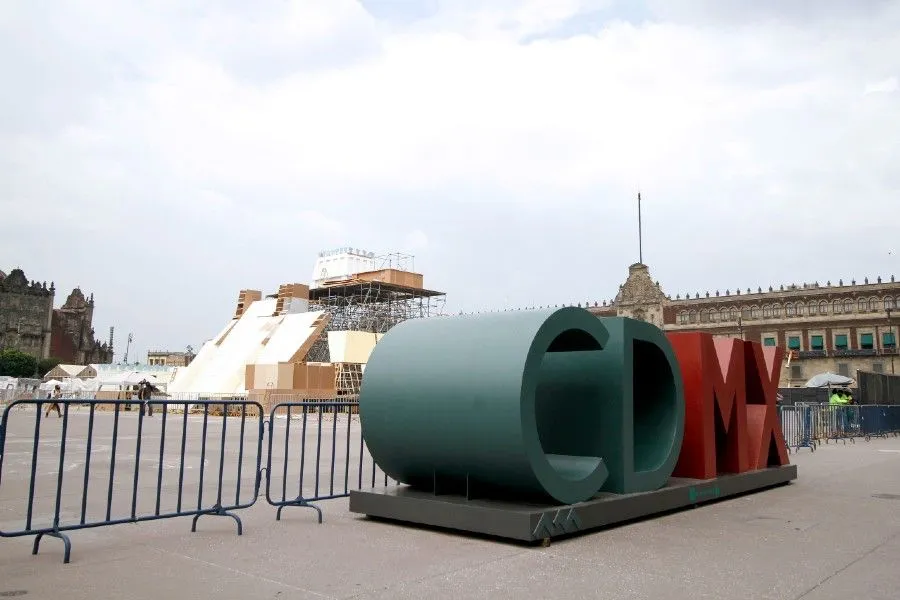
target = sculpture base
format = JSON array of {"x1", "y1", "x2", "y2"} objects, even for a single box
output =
[{"x1": 349, "y1": 465, "x2": 798, "y2": 542}]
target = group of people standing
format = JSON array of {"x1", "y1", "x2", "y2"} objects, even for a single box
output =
[{"x1": 828, "y1": 389, "x2": 855, "y2": 405}]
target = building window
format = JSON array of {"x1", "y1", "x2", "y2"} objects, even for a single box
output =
[
  {"x1": 787, "y1": 336, "x2": 801, "y2": 350},
  {"x1": 833, "y1": 300, "x2": 842, "y2": 314},
  {"x1": 843, "y1": 299, "x2": 853, "y2": 313},
  {"x1": 860, "y1": 333, "x2": 874, "y2": 350},
  {"x1": 750, "y1": 306, "x2": 759, "y2": 319},
  {"x1": 834, "y1": 334, "x2": 848, "y2": 350},
  {"x1": 791, "y1": 365, "x2": 803, "y2": 379},
  {"x1": 763, "y1": 305, "x2": 772, "y2": 318},
  {"x1": 741, "y1": 307, "x2": 750, "y2": 320},
  {"x1": 679, "y1": 312, "x2": 688, "y2": 324},
  {"x1": 885, "y1": 297, "x2": 895, "y2": 311},
  {"x1": 730, "y1": 308, "x2": 738, "y2": 321},
  {"x1": 858, "y1": 298, "x2": 867, "y2": 312},
  {"x1": 689, "y1": 311, "x2": 697, "y2": 323},
  {"x1": 700, "y1": 309, "x2": 709, "y2": 323},
  {"x1": 811, "y1": 335, "x2": 824, "y2": 350},
  {"x1": 837, "y1": 363, "x2": 850, "y2": 376},
  {"x1": 772, "y1": 304, "x2": 782, "y2": 317},
  {"x1": 786, "y1": 303, "x2": 796, "y2": 317},
  {"x1": 883, "y1": 332, "x2": 896, "y2": 348},
  {"x1": 709, "y1": 310, "x2": 718, "y2": 323},
  {"x1": 796, "y1": 302, "x2": 806, "y2": 316},
  {"x1": 818, "y1": 301, "x2": 828, "y2": 315},
  {"x1": 873, "y1": 363, "x2": 884, "y2": 374},
  {"x1": 763, "y1": 337, "x2": 776, "y2": 347}
]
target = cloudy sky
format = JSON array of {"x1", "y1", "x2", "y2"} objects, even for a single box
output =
[{"x1": 2, "y1": 0, "x2": 899, "y2": 362}]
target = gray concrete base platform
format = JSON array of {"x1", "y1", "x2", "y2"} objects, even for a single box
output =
[{"x1": 349, "y1": 465, "x2": 799, "y2": 542}]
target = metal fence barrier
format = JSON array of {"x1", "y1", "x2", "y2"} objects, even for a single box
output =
[
  {"x1": 778, "y1": 404, "x2": 900, "y2": 452},
  {"x1": 264, "y1": 401, "x2": 394, "y2": 522},
  {"x1": 3, "y1": 396, "x2": 900, "y2": 564},
  {"x1": 0, "y1": 399, "x2": 264, "y2": 563}
]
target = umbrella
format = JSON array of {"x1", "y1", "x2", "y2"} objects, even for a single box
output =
[{"x1": 804, "y1": 372, "x2": 854, "y2": 388}]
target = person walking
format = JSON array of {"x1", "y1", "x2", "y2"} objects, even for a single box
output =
[
  {"x1": 139, "y1": 380, "x2": 154, "y2": 417},
  {"x1": 44, "y1": 385, "x2": 62, "y2": 418}
]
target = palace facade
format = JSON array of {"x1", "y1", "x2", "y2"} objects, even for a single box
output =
[{"x1": 589, "y1": 263, "x2": 900, "y2": 387}]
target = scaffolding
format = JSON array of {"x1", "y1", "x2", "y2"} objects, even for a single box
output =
[{"x1": 304, "y1": 257, "x2": 446, "y2": 363}]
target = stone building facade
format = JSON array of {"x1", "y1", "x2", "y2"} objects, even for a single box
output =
[
  {"x1": 50, "y1": 288, "x2": 114, "y2": 365},
  {"x1": 0, "y1": 269, "x2": 54, "y2": 359},
  {"x1": 0, "y1": 268, "x2": 113, "y2": 365},
  {"x1": 147, "y1": 350, "x2": 195, "y2": 367},
  {"x1": 588, "y1": 263, "x2": 900, "y2": 388}
]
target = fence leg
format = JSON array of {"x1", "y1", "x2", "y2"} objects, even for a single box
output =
[
  {"x1": 32, "y1": 530, "x2": 72, "y2": 564},
  {"x1": 275, "y1": 498, "x2": 323, "y2": 524},
  {"x1": 191, "y1": 504, "x2": 243, "y2": 535}
]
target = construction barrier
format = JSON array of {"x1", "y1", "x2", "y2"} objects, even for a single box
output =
[
  {"x1": 264, "y1": 401, "x2": 394, "y2": 522},
  {"x1": 2, "y1": 397, "x2": 899, "y2": 564},
  {"x1": 777, "y1": 404, "x2": 900, "y2": 452},
  {"x1": 0, "y1": 399, "x2": 264, "y2": 563}
]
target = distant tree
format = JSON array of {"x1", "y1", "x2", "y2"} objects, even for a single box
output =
[
  {"x1": 0, "y1": 348, "x2": 39, "y2": 378},
  {"x1": 37, "y1": 357, "x2": 63, "y2": 377}
]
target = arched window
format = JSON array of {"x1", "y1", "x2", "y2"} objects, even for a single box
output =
[
  {"x1": 709, "y1": 310, "x2": 718, "y2": 323},
  {"x1": 844, "y1": 298, "x2": 853, "y2": 313},
  {"x1": 772, "y1": 304, "x2": 782, "y2": 317},
  {"x1": 730, "y1": 307, "x2": 739, "y2": 321},
  {"x1": 741, "y1": 307, "x2": 750, "y2": 319},
  {"x1": 700, "y1": 309, "x2": 709, "y2": 323},
  {"x1": 689, "y1": 310, "x2": 697, "y2": 323},
  {"x1": 869, "y1": 297, "x2": 878, "y2": 311},
  {"x1": 833, "y1": 300, "x2": 842, "y2": 314},
  {"x1": 679, "y1": 312, "x2": 688, "y2": 324},
  {"x1": 886, "y1": 297, "x2": 895, "y2": 311},
  {"x1": 858, "y1": 298, "x2": 867, "y2": 312},
  {"x1": 796, "y1": 302, "x2": 806, "y2": 316},
  {"x1": 763, "y1": 305, "x2": 772, "y2": 318},
  {"x1": 786, "y1": 303, "x2": 796, "y2": 317},
  {"x1": 819, "y1": 300, "x2": 828, "y2": 314}
]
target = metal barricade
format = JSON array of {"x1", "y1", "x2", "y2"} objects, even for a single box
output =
[
  {"x1": 0, "y1": 398, "x2": 264, "y2": 563},
  {"x1": 824, "y1": 405, "x2": 858, "y2": 445},
  {"x1": 779, "y1": 405, "x2": 816, "y2": 452},
  {"x1": 264, "y1": 401, "x2": 394, "y2": 522}
]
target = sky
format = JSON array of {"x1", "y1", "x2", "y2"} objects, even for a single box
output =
[{"x1": 2, "y1": 0, "x2": 899, "y2": 363}]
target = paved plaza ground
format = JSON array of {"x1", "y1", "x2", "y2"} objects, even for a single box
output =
[{"x1": 1, "y1": 406, "x2": 899, "y2": 599}]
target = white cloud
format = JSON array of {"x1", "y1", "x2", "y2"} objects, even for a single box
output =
[{"x1": 2, "y1": 0, "x2": 900, "y2": 358}]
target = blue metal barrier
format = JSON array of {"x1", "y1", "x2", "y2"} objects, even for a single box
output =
[
  {"x1": 0, "y1": 399, "x2": 264, "y2": 563},
  {"x1": 264, "y1": 401, "x2": 394, "y2": 522}
]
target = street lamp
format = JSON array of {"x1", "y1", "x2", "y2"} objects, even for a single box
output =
[{"x1": 737, "y1": 316, "x2": 744, "y2": 340}]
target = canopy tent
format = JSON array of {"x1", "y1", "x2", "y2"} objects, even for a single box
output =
[
  {"x1": 39, "y1": 378, "x2": 99, "y2": 394},
  {"x1": 804, "y1": 372, "x2": 855, "y2": 388},
  {"x1": 96, "y1": 371, "x2": 159, "y2": 387}
]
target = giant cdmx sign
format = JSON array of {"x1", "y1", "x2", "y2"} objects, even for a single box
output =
[{"x1": 358, "y1": 307, "x2": 789, "y2": 506}]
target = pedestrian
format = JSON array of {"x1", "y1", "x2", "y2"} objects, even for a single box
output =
[
  {"x1": 44, "y1": 385, "x2": 62, "y2": 418},
  {"x1": 139, "y1": 380, "x2": 154, "y2": 417}
]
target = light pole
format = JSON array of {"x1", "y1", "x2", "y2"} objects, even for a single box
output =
[{"x1": 737, "y1": 316, "x2": 744, "y2": 340}]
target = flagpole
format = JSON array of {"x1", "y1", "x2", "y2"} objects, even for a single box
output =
[{"x1": 637, "y1": 191, "x2": 643, "y2": 264}]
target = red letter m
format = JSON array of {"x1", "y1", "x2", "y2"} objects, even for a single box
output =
[{"x1": 667, "y1": 333, "x2": 750, "y2": 479}]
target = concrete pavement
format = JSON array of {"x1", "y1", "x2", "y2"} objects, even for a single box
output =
[{"x1": 1, "y1": 406, "x2": 899, "y2": 599}]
